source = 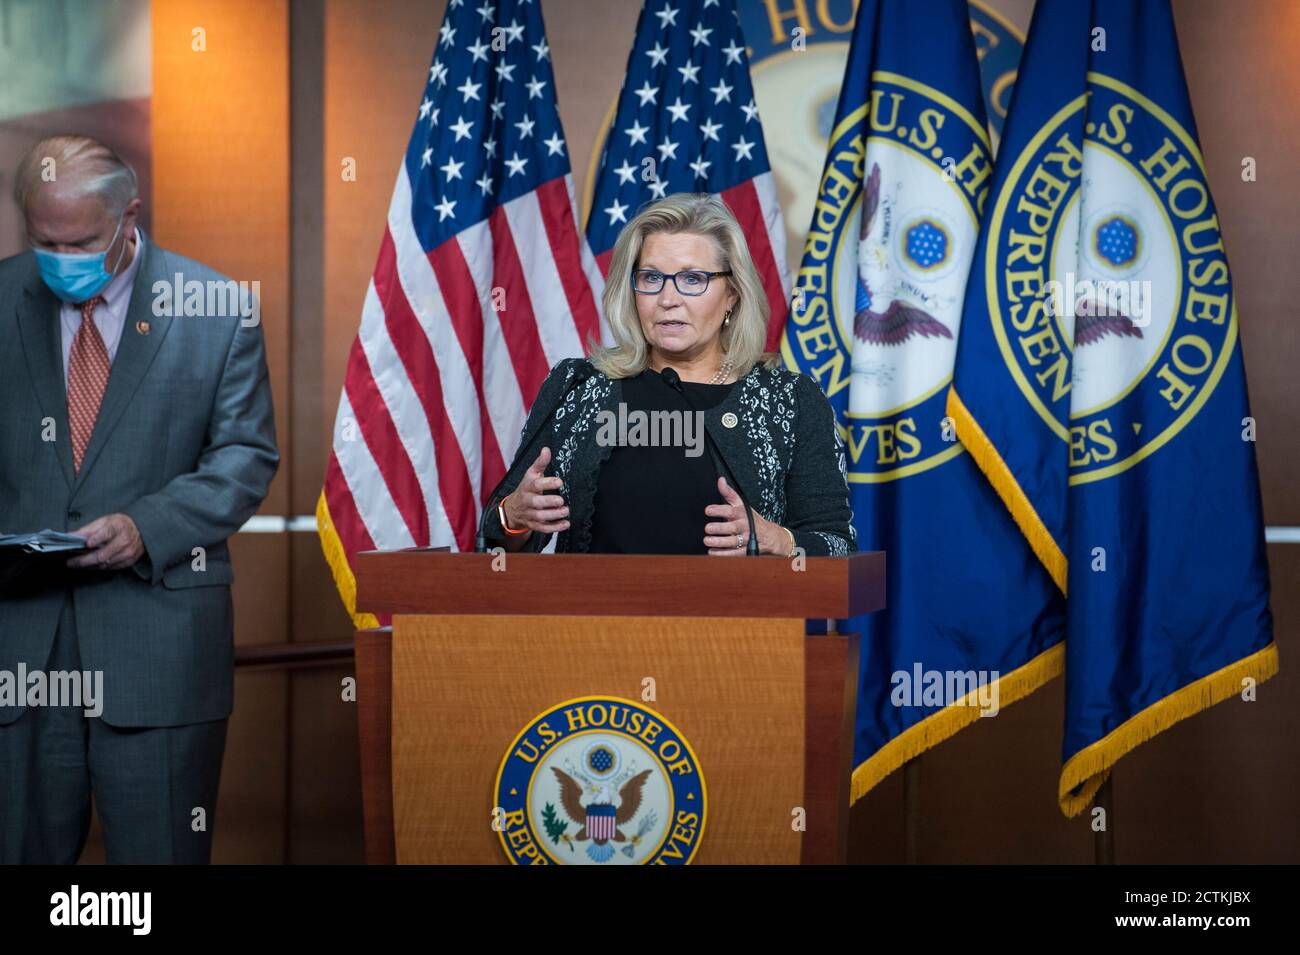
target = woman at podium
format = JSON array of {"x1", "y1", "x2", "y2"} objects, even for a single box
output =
[{"x1": 481, "y1": 193, "x2": 855, "y2": 558}]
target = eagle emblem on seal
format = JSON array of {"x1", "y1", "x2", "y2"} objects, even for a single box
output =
[
  {"x1": 549, "y1": 763, "x2": 655, "y2": 864},
  {"x1": 854, "y1": 162, "x2": 954, "y2": 346}
]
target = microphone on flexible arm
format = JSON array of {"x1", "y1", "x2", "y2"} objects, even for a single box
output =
[
  {"x1": 660, "y1": 366, "x2": 759, "y2": 556},
  {"x1": 474, "y1": 365, "x2": 595, "y2": 552}
]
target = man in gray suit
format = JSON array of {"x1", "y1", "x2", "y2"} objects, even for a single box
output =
[{"x1": 0, "y1": 135, "x2": 278, "y2": 863}]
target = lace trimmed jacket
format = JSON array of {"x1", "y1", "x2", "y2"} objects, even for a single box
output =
[{"x1": 482, "y1": 358, "x2": 857, "y2": 557}]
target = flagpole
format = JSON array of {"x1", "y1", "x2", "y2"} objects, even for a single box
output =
[
  {"x1": 903, "y1": 756, "x2": 921, "y2": 864},
  {"x1": 1093, "y1": 774, "x2": 1115, "y2": 864}
]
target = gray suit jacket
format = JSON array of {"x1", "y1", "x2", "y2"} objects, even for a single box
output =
[{"x1": 0, "y1": 233, "x2": 279, "y2": 727}]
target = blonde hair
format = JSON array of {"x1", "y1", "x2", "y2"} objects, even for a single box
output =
[
  {"x1": 13, "y1": 134, "x2": 139, "y2": 218},
  {"x1": 589, "y1": 192, "x2": 775, "y2": 379}
]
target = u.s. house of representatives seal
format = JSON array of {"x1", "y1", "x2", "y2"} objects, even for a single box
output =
[
  {"x1": 494, "y1": 697, "x2": 707, "y2": 865},
  {"x1": 984, "y1": 72, "x2": 1237, "y2": 484},
  {"x1": 784, "y1": 70, "x2": 994, "y2": 483}
]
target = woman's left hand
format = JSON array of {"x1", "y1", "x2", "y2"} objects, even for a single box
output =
[{"x1": 704, "y1": 476, "x2": 792, "y2": 556}]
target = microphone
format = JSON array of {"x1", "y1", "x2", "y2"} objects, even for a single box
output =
[
  {"x1": 660, "y1": 366, "x2": 759, "y2": 556},
  {"x1": 475, "y1": 365, "x2": 594, "y2": 552}
]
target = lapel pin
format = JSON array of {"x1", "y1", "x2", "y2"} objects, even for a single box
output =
[
  {"x1": 721, "y1": 412, "x2": 738, "y2": 429},
  {"x1": 135, "y1": 320, "x2": 150, "y2": 336}
]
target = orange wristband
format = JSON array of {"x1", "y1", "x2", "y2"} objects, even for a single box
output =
[{"x1": 498, "y1": 492, "x2": 530, "y2": 535}]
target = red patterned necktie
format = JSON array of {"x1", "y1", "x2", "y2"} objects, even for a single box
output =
[{"x1": 67, "y1": 295, "x2": 109, "y2": 474}]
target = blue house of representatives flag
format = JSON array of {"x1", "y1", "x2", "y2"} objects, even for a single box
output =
[
  {"x1": 945, "y1": 0, "x2": 1085, "y2": 597},
  {"x1": 783, "y1": 0, "x2": 1065, "y2": 804},
  {"x1": 951, "y1": 0, "x2": 1277, "y2": 816},
  {"x1": 1061, "y1": 0, "x2": 1275, "y2": 816}
]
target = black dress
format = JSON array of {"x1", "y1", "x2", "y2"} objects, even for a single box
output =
[{"x1": 587, "y1": 369, "x2": 734, "y2": 554}]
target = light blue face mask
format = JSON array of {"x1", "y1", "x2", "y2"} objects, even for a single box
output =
[{"x1": 33, "y1": 215, "x2": 128, "y2": 304}]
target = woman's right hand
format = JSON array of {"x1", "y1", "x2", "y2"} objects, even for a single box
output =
[{"x1": 501, "y1": 446, "x2": 570, "y2": 539}]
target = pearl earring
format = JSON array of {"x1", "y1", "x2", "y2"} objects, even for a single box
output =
[{"x1": 723, "y1": 309, "x2": 732, "y2": 327}]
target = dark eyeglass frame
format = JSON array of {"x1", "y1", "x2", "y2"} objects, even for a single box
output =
[{"x1": 630, "y1": 268, "x2": 733, "y2": 296}]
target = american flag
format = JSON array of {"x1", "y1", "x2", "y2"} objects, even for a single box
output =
[
  {"x1": 585, "y1": 0, "x2": 790, "y2": 349},
  {"x1": 318, "y1": 0, "x2": 604, "y2": 627}
]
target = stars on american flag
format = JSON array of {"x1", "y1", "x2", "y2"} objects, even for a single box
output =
[
  {"x1": 625, "y1": 119, "x2": 649, "y2": 146},
  {"x1": 604, "y1": 197, "x2": 629, "y2": 225},
  {"x1": 585, "y1": 0, "x2": 779, "y2": 255},
  {"x1": 505, "y1": 152, "x2": 528, "y2": 177},
  {"x1": 689, "y1": 23, "x2": 712, "y2": 46},
  {"x1": 450, "y1": 116, "x2": 474, "y2": 141},
  {"x1": 407, "y1": 0, "x2": 568, "y2": 247},
  {"x1": 500, "y1": 18, "x2": 525, "y2": 44},
  {"x1": 457, "y1": 77, "x2": 481, "y2": 102}
]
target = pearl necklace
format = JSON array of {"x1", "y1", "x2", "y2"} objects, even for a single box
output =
[{"x1": 708, "y1": 358, "x2": 734, "y2": 385}]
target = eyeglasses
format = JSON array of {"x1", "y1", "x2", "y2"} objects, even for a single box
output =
[{"x1": 630, "y1": 268, "x2": 732, "y2": 296}]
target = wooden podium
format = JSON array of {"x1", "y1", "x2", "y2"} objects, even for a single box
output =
[{"x1": 353, "y1": 550, "x2": 883, "y2": 865}]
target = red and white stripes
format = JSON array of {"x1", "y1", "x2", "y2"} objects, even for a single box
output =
[{"x1": 322, "y1": 164, "x2": 604, "y2": 599}]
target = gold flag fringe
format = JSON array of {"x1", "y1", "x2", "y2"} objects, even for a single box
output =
[
  {"x1": 316, "y1": 491, "x2": 381, "y2": 632},
  {"x1": 945, "y1": 387, "x2": 1068, "y2": 595},
  {"x1": 851, "y1": 642, "x2": 1065, "y2": 804},
  {"x1": 1058, "y1": 642, "x2": 1279, "y2": 817}
]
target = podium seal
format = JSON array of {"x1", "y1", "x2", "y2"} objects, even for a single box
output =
[{"x1": 493, "y1": 696, "x2": 707, "y2": 865}]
